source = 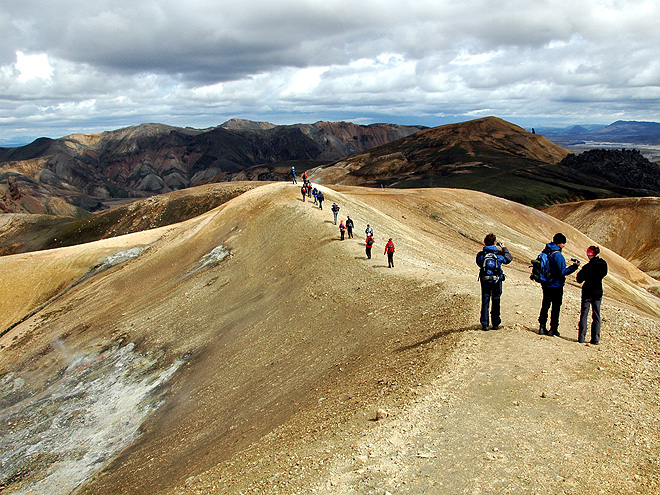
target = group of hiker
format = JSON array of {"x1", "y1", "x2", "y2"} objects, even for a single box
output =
[
  {"x1": 477, "y1": 232, "x2": 608, "y2": 345},
  {"x1": 293, "y1": 170, "x2": 396, "y2": 267},
  {"x1": 332, "y1": 203, "x2": 396, "y2": 267},
  {"x1": 292, "y1": 168, "x2": 607, "y2": 343},
  {"x1": 297, "y1": 170, "x2": 326, "y2": 209}
]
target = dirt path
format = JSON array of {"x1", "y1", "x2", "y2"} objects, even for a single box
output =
[{"x1": 300, "y1": 307, "x2": 660, "y2": 495}]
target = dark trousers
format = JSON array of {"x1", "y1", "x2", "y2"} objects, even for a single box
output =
[
  {"x1": 480, "y1": 280, "x2": 502, "y2": 328},
  {"x1": 366, "y1": 247, "x2": 371, "y2": 259},
  {"x1": 578, "y1": 297, "x2": 602, "y2": 343},
  {"x1": 387, "y1": 252, "x2": 394, "y2": 267},
  {"x1": 539, "y1": 285, "x2": 564, "y2": 332},
  {"x1": 340, "y1": 230, "x2": 345, "y2": 240},
  {"x1": 347, "y1": 228, "x2": 353, "y2": 238}
]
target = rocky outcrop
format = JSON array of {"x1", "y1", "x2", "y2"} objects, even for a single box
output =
[{"x1": 558, "y1": 148, "x2": 660, "y2": 194}]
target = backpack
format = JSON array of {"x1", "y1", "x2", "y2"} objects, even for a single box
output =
[
  {"x1": 366, "y1": 237, "x2": 374, "y2": 247},
  {"x1": 479, "y1": 251, "x2": 502, "y2": 283},
  {"x1": 530, "y1": 251, "x2": 557, "y2": 283}
]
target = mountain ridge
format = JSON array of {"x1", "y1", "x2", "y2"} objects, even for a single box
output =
[{"x1": 0, "y1": 120, "x2": 425, "y2": 213}]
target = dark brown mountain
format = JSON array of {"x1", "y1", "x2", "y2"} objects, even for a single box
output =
[
  {"x1": 0, "y1": 121, "x2": 425, "y2": 213},
  {"x1": 308, "y1": 117, "x2": 660, "y2": 206}
]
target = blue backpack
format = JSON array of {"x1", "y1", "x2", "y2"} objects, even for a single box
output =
[
  {"x1": 479, "y1": 251, "x2": 502, "y2": 283},
  {"x1": 530, "y1": 251, "x2": 557, "y2": 283}
]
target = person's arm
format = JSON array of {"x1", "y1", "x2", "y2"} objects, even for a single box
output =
[
  {"x1": 559, "y1": 254, "x2": 579, "y2": 276},
  {"x1": 500, "y1": 246, "x2": 513, "y2": 264}
]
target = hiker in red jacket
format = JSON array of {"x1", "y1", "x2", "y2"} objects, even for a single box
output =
[
  {"x1": 384, "y1": 238, "x2": 395, "y2": 268},
  {"x1": 365, "y1": 235, "x2": 374, "y2": 259}
]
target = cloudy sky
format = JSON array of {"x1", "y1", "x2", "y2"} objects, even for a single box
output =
[{"x1": 1, "y1": 0, "x2": 659, "y2": 144}]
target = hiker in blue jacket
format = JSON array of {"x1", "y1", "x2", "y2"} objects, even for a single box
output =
[
  {"x1": 538, "y1": 233, "x2": 580, "y2": 336},
  {"x1": 476, "y1": 233, "x2": 513, "y2": 331}
]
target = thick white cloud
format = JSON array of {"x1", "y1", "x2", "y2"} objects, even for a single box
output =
[{"x1": 1, "y1": 0, "x2": 659, "y2": 143}]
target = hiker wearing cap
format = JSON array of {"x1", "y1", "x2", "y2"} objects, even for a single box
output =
[
  {"x1": 538, "y1": 233, "x2": 580, "y2": 337},
  {"x1": 339, "y1": 220, "x2": 346, "y2": 240},
  {"x1": 301, "y1": 184, "x2": 307, "y2": 202},
  {"x1": 384, "y1": 238, "x2": 395, "y2": 268},
  {"x1": 576, "y1": 245, "x2": 608, "y2": 344},
  {"x1": 476, "y1": 233, "x2": 513, "y2": 331},
  {"x1": 291, "y1": 166, "x2": 297, "y2": 184},
  {"x1": 365, "y1": 224, "x2": 373, "y2": 237},
  {"x1": 317, "y1": 190, "x2": 324, "y2": 209}
]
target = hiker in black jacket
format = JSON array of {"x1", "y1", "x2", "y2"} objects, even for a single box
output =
[
  {"x1": 576, "y1": 245, "x2": 608, "y2": 344},
  {"x1": 346, "y1": 216, "x2": 354, "y2": 238}
]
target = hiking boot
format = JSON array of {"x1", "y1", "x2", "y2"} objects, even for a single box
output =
[
  {"x1": 539, "y1": 325, "x2": 548, "y2": 335},
  {"x1": 481, "y1": 325, "x2": 489, "y2": 331},
  {"x1": 549, "y1": 330, "x2": 560, "y2": 337},
  {"x1": 491, "y1": 325, "x2": 500, "y2": 330},
  {"x1": 590, "y1": 340, "x2": 599, "y2": 345}
]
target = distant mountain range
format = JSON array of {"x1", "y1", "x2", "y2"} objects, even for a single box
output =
[
  {"x1": 2, "y1": 117, "x2": 660, "y2": 214},
  {"x1": 0, "y1": 120, "x2": 424, "y2": 214},
  {"x1": 538, "y1": 120, "x2": 660, "y2": 145}
]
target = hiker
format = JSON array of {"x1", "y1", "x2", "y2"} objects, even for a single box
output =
[
  {"x1": 331, "y1": 202, "x2": 340, "y2": 224},
  {"x1": 476, "y1": 233, "x2": 513, "y2": 331},
  {"x1": 346, "y1": 216, "x2": 354, "y2": 238},
  {"x1": 365, "y1": 234, "x2": 374, "y2": 259},
  {"x1": 384, "y1": 238, "x2": 395, "y2": 268},
  {"x1": 576, "y1": 245, "x2": 608, "y2": 344},
  {"x1": 339, "y1": 220, "x2": 346, "y2": 240},
  {"x1": 312, "y1": 187, "x2": 318, "y2": 204},
  {"x1": 301, "y1": 184, "x2": 307, "y2": 202},
  {"x1": 317, "y1": 190, "x2": 324, "y2": 209},
  {"x1": 307, "y1": 183, "x2": 312, "y2": 198},
  {"x1": 538, "y1": 233, "x2": 580, "y2": 336},
  {"x1": 365, "y1": 224, "x2": 373, "y2": 237},
  {"x1": 291, "y1": 166, "x2": 297, "y2": 184}
]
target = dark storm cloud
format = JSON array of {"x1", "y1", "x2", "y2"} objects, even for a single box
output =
[{"x1": 1, "y1": 0, "x2": 659, "y2": 142}]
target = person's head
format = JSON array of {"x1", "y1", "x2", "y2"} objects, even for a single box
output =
[
  {"x1": 553, "y1": 232, "x2": 567, "y2": 247},
  {"x1": 484, "y1": 233, "x2": 497, "y2": 246},
  {"x1": 586, "y1": 245, "x2": 600, "y2": 259},
  {"x1": 389, "y1": 238, "x2": 393, "y2": 242}
]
